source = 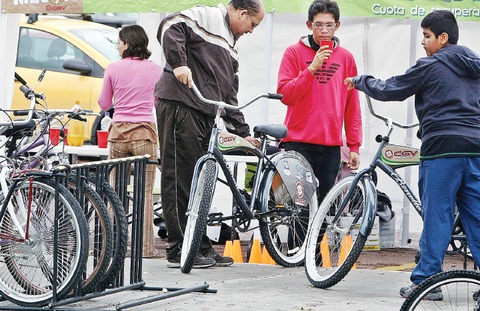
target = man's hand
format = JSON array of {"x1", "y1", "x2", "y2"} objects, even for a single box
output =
[
  {"x1": 244, "y1": 136, "x2": 261, "y2": 148},
  {"x1": 348, "y1": 151, "x2": 360, "y2": 170},
  {"x1": 173, "y1": 66, "x2": 193, "y2": 88}
]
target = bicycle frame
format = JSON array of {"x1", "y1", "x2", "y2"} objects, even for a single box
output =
[
  {"x1": 330, "y1": 96, "x2": 420, "y2": 237},
  {"x1": 190, "y1": 98, "x2": 275, "y2": 221}
]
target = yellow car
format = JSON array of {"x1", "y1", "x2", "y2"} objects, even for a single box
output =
[{"x1": 13, "y1": 15, "x2": 121, "y2": 143}]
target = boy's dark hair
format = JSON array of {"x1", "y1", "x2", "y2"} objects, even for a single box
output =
[
  {"x1": 421, "y1": 10, "x2": 459, "y2": 44},
  {"x1": 230, "y1": 0, "x2": 262, "y2": 14},
  {"x1": 119, "y1": 24, "x2": 151, "y2": 60},
  {"x1": 308, "y1": 0, "x2": 340, "y2": 22}
]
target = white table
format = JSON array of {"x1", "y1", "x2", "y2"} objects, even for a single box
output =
[{"x1": 34, "y1": 143, "x2": 110, "y2": 163}]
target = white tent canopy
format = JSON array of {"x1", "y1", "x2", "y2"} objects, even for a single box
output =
[{"x1": 1, "y1": 1, "x2": 480, "y2": 247}]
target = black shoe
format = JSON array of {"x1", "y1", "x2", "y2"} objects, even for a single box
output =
[
  {"x1": 473, "y1": 289, "x2": 480, "y2": 301},
  {"x1": 200, "y1": 248, "x2": 234, "y2": 267},
  {"x1": 166, "y1": 244, "x2": 215, "y2": 269},
  {"x1": 399, "y1": 284, "x2": 443, "y2": 301}
]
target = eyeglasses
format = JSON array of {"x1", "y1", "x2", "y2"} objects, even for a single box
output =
[
  {"x1": 312, "y1": 22, "x2": 337, "y2": 30},
  {"x1": 247, "y1": 13, "x2": 260, "y2": 29}
]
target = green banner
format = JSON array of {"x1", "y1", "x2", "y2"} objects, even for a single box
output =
[
  {"x1": 82, "y1": 0, "x2": 224, "y2": 13},
  {"x1": 2, "y1": 0, "x2": 480, "y2": 21},
  {"x1": 337, "y1": 0, "x2": 480, "y2": 21}
]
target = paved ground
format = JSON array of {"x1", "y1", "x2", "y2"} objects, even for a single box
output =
[
  {"x1": 0, "y1": 239, "x2": 474, "y2": 311},
  {"x1": 2, "y1": 259, "x2": 413, "y2": 311}
]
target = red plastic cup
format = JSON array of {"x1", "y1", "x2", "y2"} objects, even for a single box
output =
[
  {"x1": 97, "y1": 130, "x2": 108, "y2": 148},
  {"x1": 49, "y1": 128, "x2": 61, "y2": 146},
  {"x1": 320, "y1": 40, "x2": 334, "y2": 59},
  {"x1": 320, "y1": 40, "x2": 334, "y2": 50}
]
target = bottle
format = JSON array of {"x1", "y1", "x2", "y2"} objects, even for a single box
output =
[
  {"x1": 100, "y1": 111, "x2": 112, "y2": 131},
  {"x1": 67, "y1": 101, "x2": 85, "y2": 146}
]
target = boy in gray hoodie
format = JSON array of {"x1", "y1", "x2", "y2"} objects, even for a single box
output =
[{"x1": 345, "y1": 10, "x2": 480, "y2": 300}]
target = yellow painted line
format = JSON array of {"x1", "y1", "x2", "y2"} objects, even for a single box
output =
[{"x1": 376, "y1": 262, "x2": 416, "y2": 271}]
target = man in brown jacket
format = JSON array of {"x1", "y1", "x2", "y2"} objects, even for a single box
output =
[{"x1": 154, "y1": 0, "x2": 265, "y2": 268}]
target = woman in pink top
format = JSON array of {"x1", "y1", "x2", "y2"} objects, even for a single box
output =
[{"x1": 98, "y1": 24, "x2": 162, "y2": 258}]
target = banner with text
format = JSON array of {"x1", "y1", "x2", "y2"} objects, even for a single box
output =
[
  {"x1": 2, "y1": 0, "x2": 480, "y2": 21},
  {"x1": 1, "y1": 0, "x2": 83, "y2": 14}
]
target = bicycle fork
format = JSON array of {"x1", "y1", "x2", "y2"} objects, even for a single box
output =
[{"x1": 329, "y1": 173, "x2": 378, "y2": 237}]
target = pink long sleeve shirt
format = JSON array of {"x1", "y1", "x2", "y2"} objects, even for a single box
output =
[
  {"x1": 277, "y1": 37, "x2": 362, "y2": 153},
  {"x1": 98, "y1": 57, "x2": 162, "y2": 123}
]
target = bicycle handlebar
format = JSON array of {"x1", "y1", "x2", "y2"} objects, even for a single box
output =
[
  {"x1": 365, "y1": 95, "x2": 418, "y2": 129},
  {"x1": 0, "y1": 86, "x2": 37, "y2": 127},
  {"x1": 163, "y1": 67, "x2": 283, "y2": 110}
]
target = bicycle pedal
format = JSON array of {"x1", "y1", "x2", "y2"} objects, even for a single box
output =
[{"x1": 208, "y1": 212, "x2": 224, "y2": 225}]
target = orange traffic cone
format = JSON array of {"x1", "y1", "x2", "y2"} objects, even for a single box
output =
[
  {"x1": 339, "y1": 235, "x2": 356, "y2": 269},
  {"x1": 232, "y1": 239, "x2": 244, "y2": 263},
  {"x1": 261, "y1": 245, "x2": 276, "y2": 265},
  {"x1": 223, "y1": 240, "x2": 233, "y2": 258},
  {"x1": 320, "y1": 234, "x2": 332, "y2": 267},
  {"x1": 248, "y1": 239, "x2": 263, "y2": 264}
]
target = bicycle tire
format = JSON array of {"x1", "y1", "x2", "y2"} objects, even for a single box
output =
[
  {"x1": 0, "y1": 177, "x2": 88, "y2": 307},
  {"x1": 96, "y1": 181, "x2": 128, "y2": 291},
  {"x1": 180, "y1": 159, "x2": 218, "y2": 273},
  {"x1": 400, "y1": 269, "x2": 480, "y2": 311},
  {"x1": 67, "y1": 176, "x2": 113, "y2": 294},
  {"x1": 258, "y1": 170, "x2": 318, "y2": 267},
  {"x1": 304, "y1": 174, "x2": 369, "y2": 289}
]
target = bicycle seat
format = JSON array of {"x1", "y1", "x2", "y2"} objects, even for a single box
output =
[{"x1": 253, "y1": 124, "x2": 287, "y2": 139}]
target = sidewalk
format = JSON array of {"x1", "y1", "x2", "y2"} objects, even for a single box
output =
[
  {"x1": 0, "y1": 258, "x2": 413, "y2": 311},
  {"x1": 0, "y1": 240, "x2": 472, "y2": 310}
]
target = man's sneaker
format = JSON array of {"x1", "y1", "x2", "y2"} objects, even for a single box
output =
[
  {"x1": 200, "y1": 248, "x2": 234, "y2": 267},
  {"x1": 399, "y1": 284, "x2": 443, "y2": 301},
  {"x1": 166, "y1": 244, "x2": 215, "y2": 269},
  {"x1": 473, "y1": 289, "x2": 480, "y2": 301},
  {"x1": 167, "y1": 253, "x2": 216, "y2": 269}
]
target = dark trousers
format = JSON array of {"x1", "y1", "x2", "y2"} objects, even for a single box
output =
[{"x1": 156, "y1": 99, "x2": 214, "y2": 253}]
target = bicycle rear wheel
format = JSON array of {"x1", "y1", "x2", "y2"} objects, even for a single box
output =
[
  {"x1": 96, "y1": 181, "x2": 128, "y2": 291},
  {"x1": 400, "y1": 270, "x2": 480, "y2": 311},
  {"x1": 0, "y1": 177, "x2": 88, "y2": 307},
  {"x1": 259, "y1": 170, "x2": 318, "y2": 266},
  {"x1": 68, "y1": 176, "x2": 113, "y2": 294},
  {"x1": 180, "y1": 159, "x2": 218, "y2": 273},
  {"x1": 304, "y1": 174, "x2": 368, "y2": 289}
]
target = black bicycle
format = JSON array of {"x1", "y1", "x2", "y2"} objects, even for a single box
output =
[
  {"x1": 169, "y1": 69, "x2": 319, "y2": 273},
  {"x1": 304, "y1": 95, "x2": 420, "y2": 289}
]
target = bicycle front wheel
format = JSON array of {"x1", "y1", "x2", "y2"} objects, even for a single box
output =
[
  {"x1": 305, "y1": 174, "x2": 368, "y2": 289},
  {"x1": 0, "y1": 177, "x2": 88, "y2": 307},
  {"x1": 180, "y1": 159, "x2": 218, "y2": 273},
  {"x1": 259, "y1": 170, "x2": 318, "y2": 267},
  {"x1": 400, "y1": 270, "x2": 480, "y2": 311}
]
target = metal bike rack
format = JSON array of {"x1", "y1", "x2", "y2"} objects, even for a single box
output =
[{"x1": 0, "y1": 155, "x2": 215, "y2": 310}]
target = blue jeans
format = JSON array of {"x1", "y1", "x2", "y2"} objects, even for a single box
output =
[{"x1": 411, "y1": 157, "x2": 480, "y2": 284}]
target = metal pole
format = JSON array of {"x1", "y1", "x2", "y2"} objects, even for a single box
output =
[
  {"x1": 401, "y1": 19, "x2": 420, "y2": 247},
  {"x1": 260, "y1": 11, "x2": 275, "y2": 124}
]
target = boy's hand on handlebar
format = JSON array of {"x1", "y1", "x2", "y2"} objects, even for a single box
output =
[
  {"x1": 344, "y1": 77, "x2": 355, "y2": 91},
  {"x1": 347, "y1": 151, "x2": 360, "y2": 170},
  {"x1": 244, "y1": 136, "x2": 261, "y2": 148},
  {"x1": 173, "y1": 66, "x2": 193, "y2": 88}
]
